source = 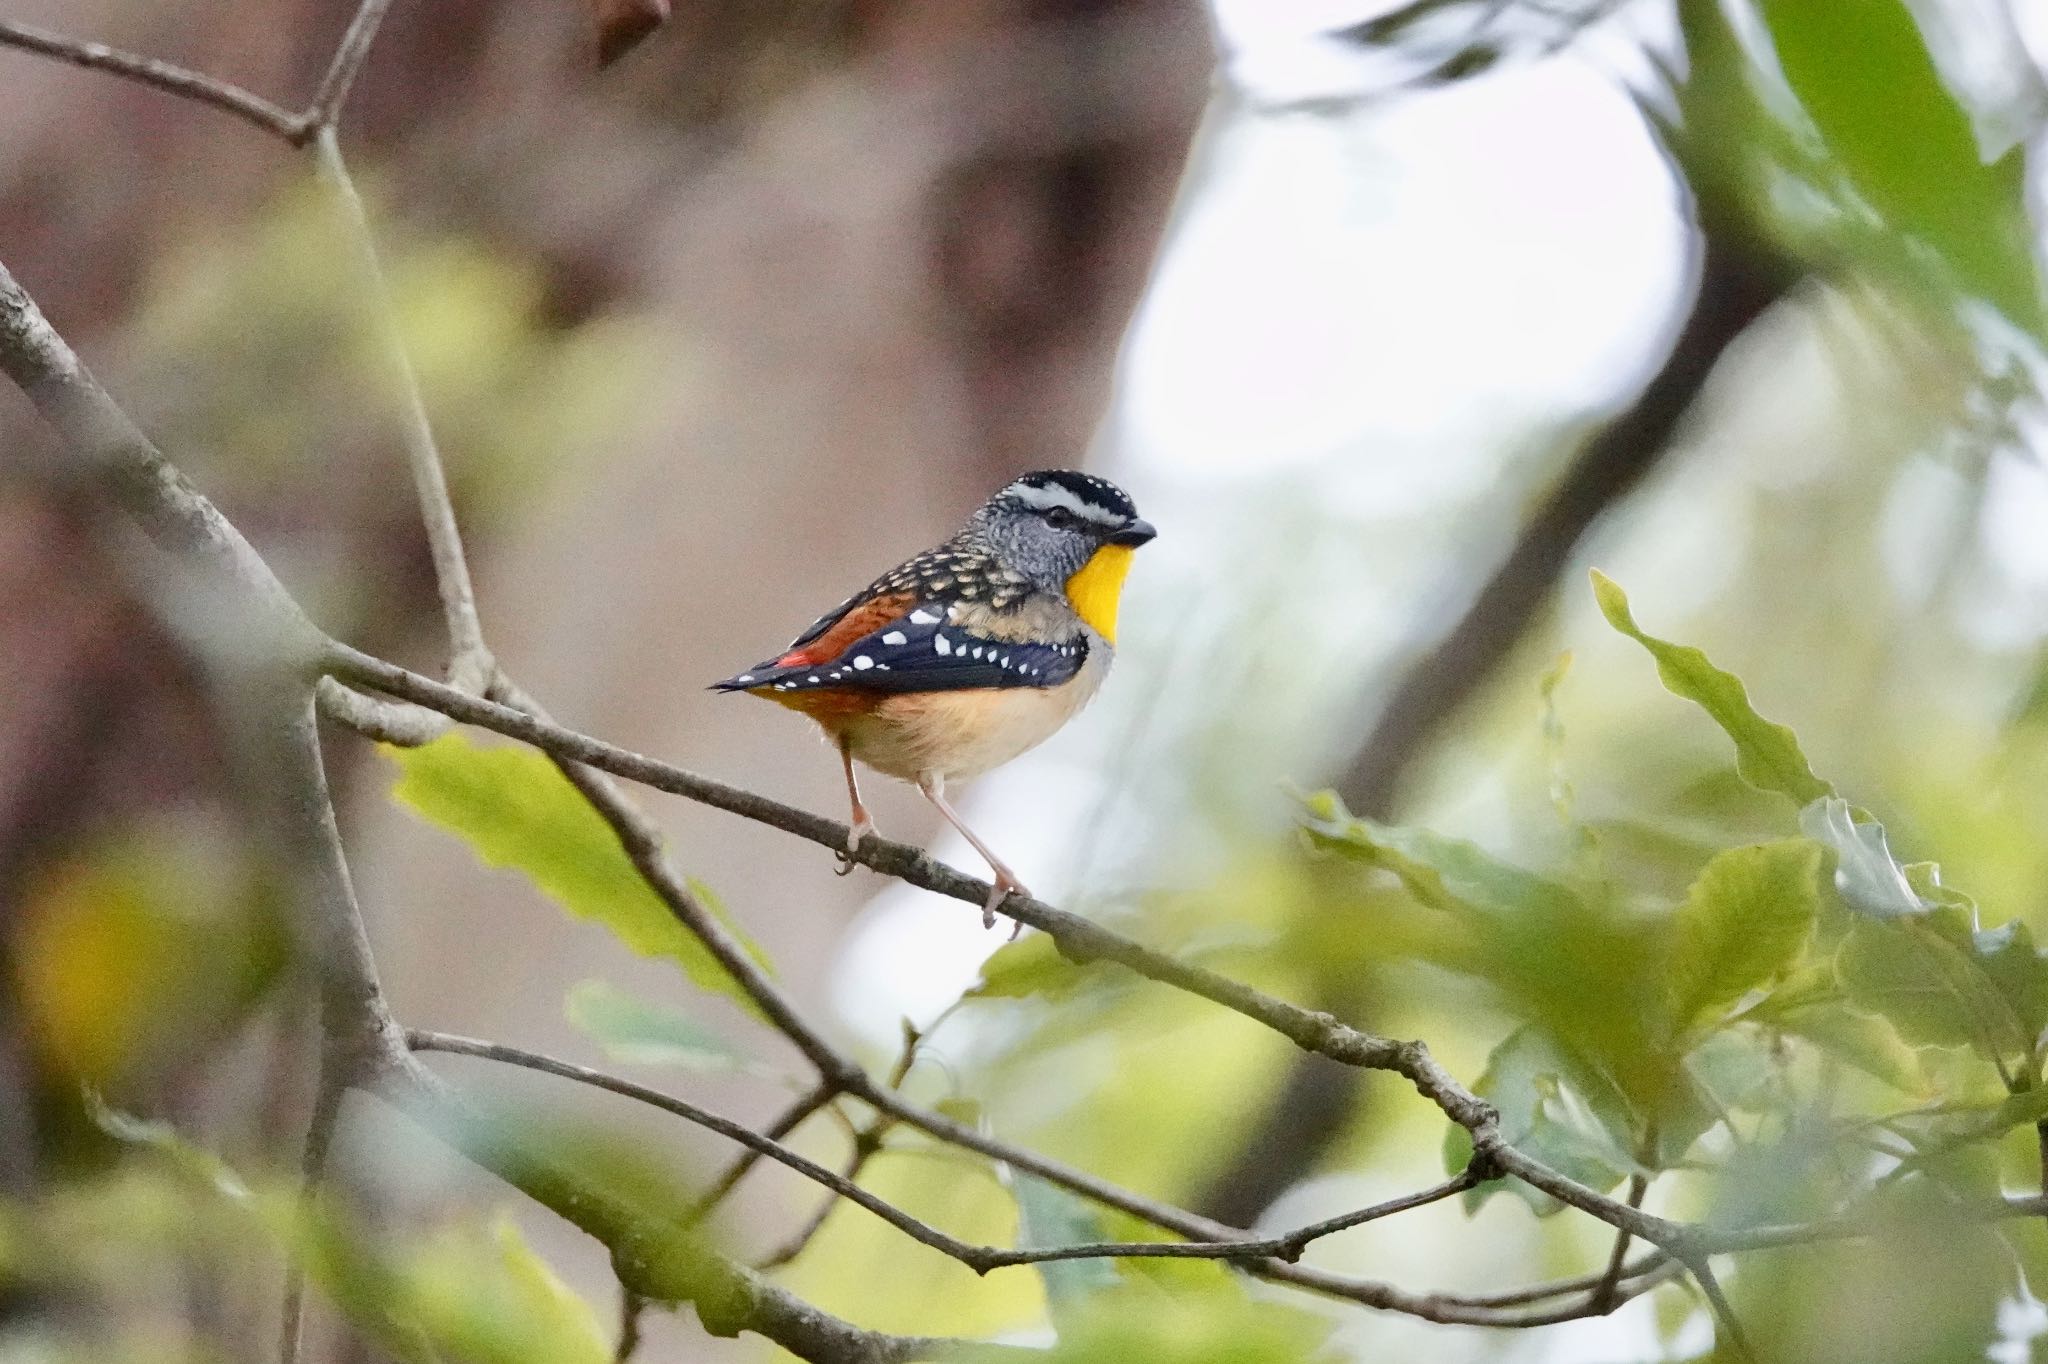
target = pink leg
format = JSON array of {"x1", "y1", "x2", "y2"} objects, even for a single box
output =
[
  {"x1": 917, "y1": 773, "x2": 1027, "y2": 930},
  {"x1": 836, "y1": 740, "x2": 874, "y2": 876}
]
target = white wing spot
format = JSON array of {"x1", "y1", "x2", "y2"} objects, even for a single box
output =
[
  {"x1": 882, "y1": 630, "x2": 908, "y2": 646},
  {"x1": 735, "y1": 674, "x2": 754, "y2": 683},
  {"x1": 934, "y1": 635, "x2": 952, "y2": 656},
  {"x1": 909, "y1": 609, "x2": 940, "y2": 625},
  {"x1": 853, "y1": 655, "x2": 875, "y2": 671},
  {"x1": 807, "y1": 675, "x2": 820, "y2": 683}
]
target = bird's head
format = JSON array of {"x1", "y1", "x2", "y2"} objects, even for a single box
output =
[{"x1": 971, "y1": 470, "x2": 1155, "y2": 642}]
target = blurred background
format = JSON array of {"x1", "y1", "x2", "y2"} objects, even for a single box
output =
[{"x1": 6, "y1": 0, "x2": 2048, "y2": 1360}]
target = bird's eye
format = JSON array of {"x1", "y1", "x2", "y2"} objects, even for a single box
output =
[{"x1": 1044, "y1": 507, "x2": 1077, "y2": 531}]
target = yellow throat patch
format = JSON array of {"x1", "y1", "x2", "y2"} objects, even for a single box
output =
[{"x1": 1065, "y1": 544, "x2": 1135, "y2": 644}]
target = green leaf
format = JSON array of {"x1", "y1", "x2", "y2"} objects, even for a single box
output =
[
  {"x1": 1451, "y1": 1027, "x2": 1636, "y2": 1215},
  {"x1": 1591, "y1": 572, "x2": 1832, "y2": 806},
  {"x1": 1757, "y1": 0, "x2": 2042, "y2": 334},
  {"x1": 1302, "y1": 797, "x2": 1583, "y2": 923},
  {"x1": 387, "y1": 1216, "x2": 613, "y2": 1364},
  {"x1": 1668, "y1": 839, "x2": 1823, "y2": 1029},
  {"x1": 1969, "y1": 918, "x2": 2048, "y2": 1043},
  {"x1": 387, "y1": 735, "x2": 768, "y2": 1011},
  {"x1": 1799, "y1": 797, "x2": 1926, "y2": 920},
  {"x1": 1757, "y1": 1000, "x2": 1924, "y2": 1093},
  {"x1": 1836, "y1": 918, "x2": 2031, "y2": 1061},
  {"x1": 969, "y1": 932, "x2": 1117, "y2": 1002},
  {"x1": 563, "y1": 980, "x2": 754, "y2": 1072},
  {"x1": 1001, "y1": 1170, "x2": 1119, "y2": 1323}
]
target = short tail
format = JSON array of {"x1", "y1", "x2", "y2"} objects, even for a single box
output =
[{"x1": 709, "y1": 663, "x2": 783, "y2": 692}]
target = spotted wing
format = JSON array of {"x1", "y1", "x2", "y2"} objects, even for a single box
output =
[{"x1": 713, "y1": 598, "x2": 1086, "y2": 694}]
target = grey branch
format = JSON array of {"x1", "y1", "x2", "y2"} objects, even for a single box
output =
[
  {"x1": 0, "y1": 0, "x2": 398, "y2": 147},
  {"x1": 410, "y1": 1027, "x2": 1485, "y2": 1273},
  {"x1": 304, "y1": 0, "x2": 395, "y2": 134},
  {"x1": 0, "y1": 19, "x2": 303, "y2": 139},
  {"x1": 315, "y1": 129, "x2": 495, "y2": 692}
]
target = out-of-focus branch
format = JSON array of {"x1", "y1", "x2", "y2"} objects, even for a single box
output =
[
  {"x1": 0, "y1": 20, "x2": 303, "y2": 139},
  {"x1": 414, "y1": 1028, "x2": 1491, "y2": 1274},
  {"x1": 1195, "y1": 194, "x2": 1802, "y2": 1228},
  {"x1": 314, "y1": 128, "x2": 494, "y2": 695},
  {"x1": 303, "y1": 0, "x2": 394, "y2": 135}
]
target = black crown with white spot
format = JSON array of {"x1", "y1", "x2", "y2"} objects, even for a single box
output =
[{"x1": 987, "y1": 470, "x2": 1139, "y2": 530}]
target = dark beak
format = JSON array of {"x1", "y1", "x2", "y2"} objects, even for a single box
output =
[{"x1": 1109, "y1": 519, "x2": 1156, "y2": 547}]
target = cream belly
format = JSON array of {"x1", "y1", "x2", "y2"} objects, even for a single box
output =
[{"x1": 838, "y1": 631, "x2": 1111, "y2": 783}]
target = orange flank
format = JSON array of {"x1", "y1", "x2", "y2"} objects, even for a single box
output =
[{"x1": 750, "y1": 685, "x2": 872, "y2": 723}]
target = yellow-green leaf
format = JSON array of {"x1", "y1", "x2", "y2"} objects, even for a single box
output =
[
  {"x1": 564, "y1": 980, "x2": 756, "y2": 1072},
  {"x1": 387, "y1": 734, "x2": 768, "y2": 1011},
  {"x1": 1669, "y1": 840, "x2": 1823, "y2": 1030},
  {"x1": 1592, "y1": 572, "x2": 1832, "y2": 807}
]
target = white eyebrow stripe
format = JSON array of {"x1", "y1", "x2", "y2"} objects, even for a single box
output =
[{"x1": 1003, "y1": 480, "x2": 1124, "y2": 526}]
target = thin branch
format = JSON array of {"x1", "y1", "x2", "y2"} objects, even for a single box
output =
[
  {"x1": 314, "y1": 129, "x2": 494, "y2": 694},
  {"x1": 409, "y1": 1028, "x2": 1492, "y2": 1274},
  {"x1": 757, "y1": 1033, "x2": 922, "y2": 1271},
  {"x1": 316, "y1": 676, "x2": 452, "y2": 746},
  {"x1": 1591, "y1": 1170, "x2": 1651, "y2": 1311},
  {"x1": 303, "y1": 0, "x2": 396, "y2": 136},
  {"x1": 277, "y1": 1048, "x2": 353, "y2": 1364},
  {"x1": 1686, "y1": 1256, "x2": 1754, "y2": 1362},
  {"x1": 0, "y1": 20, "x2": 302, "y2": 139},
  {"x1": 1449, "y1": 1253, "x2": 1675, "y2": 1309},
  {"x1": 755, "y1": 1130, "x2": 880, "y2": 1272},
  {"x1": 409, "y1": 1029, "x2": 1001, "y2": 1269},
  {"x1": 694, "y1": 1084, "x2": 842, "y2": 1214},
  {"x1": 488, "y1": 674, "x2": 855, "y2": 1082}
]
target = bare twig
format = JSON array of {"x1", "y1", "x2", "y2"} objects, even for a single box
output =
[
  {"x1": 407, "y1": 1028, "x2": 1465, "y2": 1271},
  {"x1": 756, "y1": 1031, "x2": 926, "y2": 1270},
  {"x1": 694, "y1": 1084, "x2": 842, "y2": 1214},
  {"x1": 316, "y1": 676, "x2": 452, "y2": 746},
  {"x1": 1686, "y1": 1256, "x2": 1754, "y2": 1362},
  {"x1": 302, "y1": 0, "x2": 396, "y2": 136},
  {"x1": 276, "y1": 1048, "x2": 352, "y2": 1364},
  {"x1": 313, "y1": 129, "x2": 494, "y2": 693},
  {"x1": 1591, "y1": 1170, "x2": 1651, "y2": 1311},
  {"x1": 0, "y1": 20, "x2": 302, "y2": 139}
]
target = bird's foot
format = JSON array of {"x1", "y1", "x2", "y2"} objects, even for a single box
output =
[
  {"x1": 835, "y1": 815, "x2": 875, "y2": 877},
  {"x1": 982, "y1": 873, "x2": 1028, "y2": 931}
]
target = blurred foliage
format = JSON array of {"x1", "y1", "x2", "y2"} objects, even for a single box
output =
[
  {"x1": 119, "y1": 171, "x2": 665, "y2": 632},
  {"x1": 564, "y1": 978, "x2": 758, "y2": 1074},
  {"x1": 13, "y1": 815, "x2": 285, "y2": 1097},
  {"x1": 0, "y1": 1099, "x2": 615, "y2": 1364},
  {"x1": 1664, "y1": 0, "x2": 2042, "y2": 342}
]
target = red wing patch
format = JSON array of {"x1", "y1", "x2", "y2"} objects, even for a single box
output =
[{"x1": 774, "y1": 591, "x2": 918, "y2": 668}]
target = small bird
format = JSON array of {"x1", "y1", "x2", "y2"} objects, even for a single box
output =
[{"x1": 712, "y1": 470, "x2": 1156, "y2": 926}]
